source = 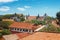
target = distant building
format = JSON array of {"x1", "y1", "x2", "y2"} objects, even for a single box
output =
[
  {"x1": 27, "y1": 16, "x2": 37, "y2": 21},
  {"x1": 11, "y1": 13, "x2": 21, "y2": 22},
  {"x1": 25, "y1": 13, "x2": 48, "y2": 21},
  {"x1": 43, "y1": 13, "x2": 48, "y2": 20},
  {"x1": 11, "y1": 16, "x2": 20, "y2": 22},
  {"x1": 25, "y1": 15, "x2": 44, "y2": 21},
  {"x1": 2, "y1": 19, "x2": 14, "y2": 21},
  {"x1": 37, "y1": 16, "x2": 44, "y2": 21}
]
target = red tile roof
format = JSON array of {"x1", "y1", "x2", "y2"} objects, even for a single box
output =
[
  {"x1": 16, "y1": 32, "x2": 32, "y2": 39},
  {"x1": 0, "y1": 38, "x2": 4, "y2": 40},
  {"x1": 1, "y1": 32, "x2": 34, "y2": 40},
  {"x1": 27, "y1": 16, "x2": 44, "y2": 21},
  {"x1": 28, "y1": 16, "x2": 36, "y2": 20},
  {"x1": 38, "y1": 16, "x2": 44, "y2": 21},
  {"x1": 3, "y1": 34, "x2": 19, "y2": 40},
  {"x1": 20, "y1": 32, "x2": 60, "y2": 40},
  {"x1": 9, "y1": 22, "x2": 37, "y2": 30}
]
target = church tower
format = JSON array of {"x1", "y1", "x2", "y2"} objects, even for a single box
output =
[
  {"x1": 36, "y1": 14, "x2": 40, "y2": 19},
  {"x1": 25, "y1": 14, "x2": 30, "y2": 20}
]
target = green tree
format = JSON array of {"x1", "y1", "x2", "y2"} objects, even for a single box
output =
[
  {"x1": 31, "y1": 20, "x2": 46, "y2": 25},
  {"x1": 39, "y1": 21, "x2": 46, "y2": 25},
  {"x1": 3, "y1": 14, "x2": 12, "y2": 19},
  {"x1": 20, "y1": 17, "x2": 25, "y2": 22},
  {"x1": 57, "y1": 27, "x2": 60, "y2": 33},
  {"x1": 31, "y1": 20, "x2": 39, "y2": 25},
  {"x1": 0, "y1": 29, "x2": 11, "y2": 37},
  {"x1": 2, "y1": 29, "x2": 11, "y2": 35},
  {"x1": 56, "y1": 12, "x2": 60, "y2": 20},
  {"x1": 56, "y1": 11, "x2": 60, "y2": 24},
  {"x1": 40, "y1": 23, "x2": 60, "y2": 33},
  {"x1": 0, "y1": 21, "x2": 13, "y2": 29},
  {"x1": 0, "y1": 15, "x2": 3, "y2": 21},
  {"x1": 0, "y1": 33, "x2": 2, "y2": 37},
  {"x1": 36, "y1": 14, "x2": 40, "y2": 19}
]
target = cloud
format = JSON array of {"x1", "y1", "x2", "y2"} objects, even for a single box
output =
[
  {"x1": 24, "y1": 6, "x2": 31, "y2": 8},
  {"x1": 0, "y1": 0, "x2": 18, "y2": 3},
  {"x1": 0, "y1": 6, "x2": 10, "y2": 12},
  {"x1": 17, "y1": 7, "x2": 26, "y2": 11},
  {"x1": 17, "y1": 6, "x2": 31, "y2": 11}
]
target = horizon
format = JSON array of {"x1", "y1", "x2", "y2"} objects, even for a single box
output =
[{"x1": 0, "y1": 0, "x2": 60, "y2": 17}]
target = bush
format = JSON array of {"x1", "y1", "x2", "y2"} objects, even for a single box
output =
[
  {"x1": 31, "y1": 20, "x2": 46, "y2": 25},
  {"x1": 0, "y1": 29, "x2": 11, "y2": 37},
  {"x1": 56, "y1": 27, "x2": 60, "y2": 33},
  {"x1": 0, "y1": 21, "x2": 13, "y2": 29},
  {"x1": 0, "y1": 33, "x2": 2, "y2": 38},
  {"x1": 39, "y1": 23, "x2": 60, "y2": 33},
  {"x1": 39, "y1": 21, "x2": 46, "y2": 25},
  {"x1": 2, "y1": 29, "x2": 11, "y2": 35},
  {"x1": 20, "y1": 18, "x2": 25, "y2": 22}
]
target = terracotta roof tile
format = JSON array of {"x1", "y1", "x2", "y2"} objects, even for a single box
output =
[
  {"x1": 9, "y1": 22, "x2": 37, "y2": 30},
  {"x1": 20, "y1": 32, "x2": 60, "y2": 40},
  {"x1": 27, "y1": 16, "x2": 44, "y2": 21},
  {"x1": 0, "y1": 38, "x2": 4, "y2": 40},
  {"x1": 16, "y1": 32, "x2": 32, "y2": 39},
  {"x1": 28, "y1": 16, "x2": 36, "y2": 20},
  {"x1": 2, "y1": 32, "x2": 33, "y2": 40},
  {"x1": 3, "y1": 34, "x2": 19, "y2": 40}
]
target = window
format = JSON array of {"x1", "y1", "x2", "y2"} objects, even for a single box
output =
[
  {"x1": 17, "y1": 28, "x2": 19, "y2": 30},
  {"x1": 22, "y1": 29, "x2": 28, "y2": 32},
  {"x1": 25, "y1": 29, "x2": 28, "y2": 32},
  {"x1": 29, "y1": 30, "x2": 31, "y2": 32},
  {"x1": 32, "y1": 30, "x2": 34, "y2": 32},
  {"x1": 23, "y1": 29, "x2": 25, "y2": 31},
  {"x1": 20, "y1": 29, "x2": 22, "y2": 31},
  {"x1": 28, "y1": 30, "x2": 34, "y2": 32},
  {"x1": 14, "y1": 28, "x2": 16, "y2": 30}
]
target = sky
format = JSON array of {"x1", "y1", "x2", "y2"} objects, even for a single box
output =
[{"x1": 0, "y1": 0, "x2": 60, "y2": 17}]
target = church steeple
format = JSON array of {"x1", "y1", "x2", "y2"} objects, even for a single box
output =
[
  {"x1": 44, "y1": 13, "x2": 48, "y2": 20},
  {"x1": 44, "y1": 13, "x2": 47, "y2": 17},
  {"x1": 36, "y1": 14, "x2": 40, "y2": 19},
  {"x1": 25, "y1": 14, "x2": 30, "y2": 20},
  {"x1": 14, "y1": 13, "x2": 17, "y2": 16}
]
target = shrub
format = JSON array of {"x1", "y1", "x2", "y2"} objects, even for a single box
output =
[
  {"x1": 0, "y1": 21, "x2": 13, "y2": 29},
  {"x1": 0, "y1": 33, "x2": 2, "y2": 38},
  {"x1": 2, "y1": 29, "x2": 11, "y2": 35},
  {"x1": 31, "y1": 20, "x2": 46, "y2": 25},
  {"x1": 39, "y1": 23, "x2": 60, "y2": 33}
]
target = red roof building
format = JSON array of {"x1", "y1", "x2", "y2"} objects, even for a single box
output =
[
  {"x1": 27, "y1": 16, "x2": 36, "y2": 21},
  {"x1": 2, "y1": 32, "x2": 34, "y2": 40},
  {"x1": 26, "y1": 16, "x2": 44, "y2": 21},
  {"x1": 9, "y1": 22, "x2": 37, "y2": 33}
]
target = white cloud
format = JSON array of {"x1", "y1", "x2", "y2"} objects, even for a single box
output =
[
  {"x1": 0, "y1": 6, "x2": 10, "y2": 12},
  {"x1": 24, "y1": 6, "x2": 31, "y2": 8},
  {"x1": 0, "y1": 0, "x2": 18, "y2": 3},
  {"x1": 17, "y1": 7, "x2": 26, "y2": 11},
  {"x1": 17, "y1": 6, "x2": 31, "y2": 11}
]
